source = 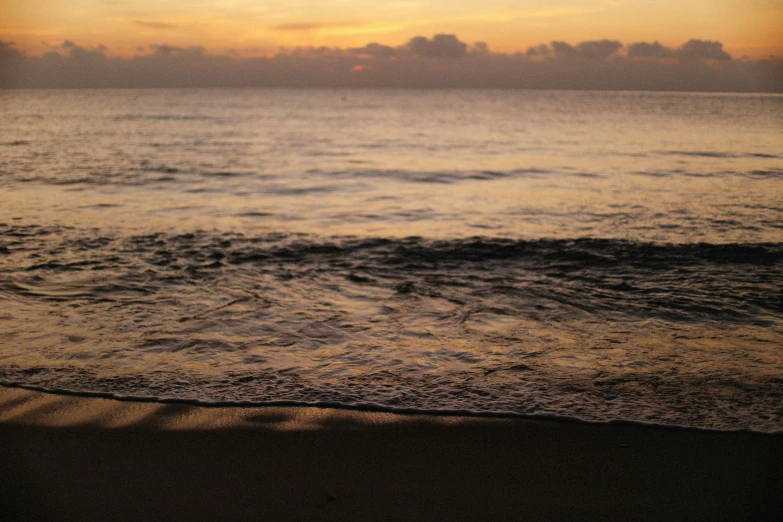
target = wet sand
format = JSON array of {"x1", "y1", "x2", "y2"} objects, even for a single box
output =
[{"x1": 1, "y1": 386, "x2": 781, "y2": 521}]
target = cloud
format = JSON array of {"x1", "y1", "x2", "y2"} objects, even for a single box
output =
[
  {"x1": 0, "y1": 40, "x2": 20, "y2": 55},
  {"x1": 628, "y1": 41, "x2": 672, "y2": 59},
  {"x1": 46, "y1": 41, "x2": 108, "y2": 62},
  {"x1": 349, "y1": 34, "x2": 470, "y2": 59},
  {"x1": 406, "y1": 34, "x2": 467, "y2": 59},
  {"x1": 348, "y1": 42, "x2": 396, "y2": 57},
  {"x1": 550, "y1": 40, "x2": 622, "y2": 59},
  {"x1": 551, "y1": 41, "x2": 578, "y2": 58},
  {"x1": 575, "y1": 40, "x2": 622, "y2": 59},
  {"x1": 133, "y1": 20, "x2": 174, "y2": 30},
  {"x1": 526, "y1": 44, "x2": 551, "y2": 57},
  {"x1": 676, "y1": 39, "x2": 731, "y2": 61},
  {"x1": 628, "y1": 39, "x2": 732, "y2": 61},
  {"x1": 0, "y1": 41, "x2": 23, "y2": 68},
  {"x1": 149, "y1": 44, "x2": 184, "y2": 54},
  {"x1": 471, "y1": 42, "x2": 490, "y2": 56},
  {"x1": 349, "y1": 35, "x2": 473, "y2": 59},
  {"x1": 0, "y1": 36, "x2": 778, "y2": 92}
]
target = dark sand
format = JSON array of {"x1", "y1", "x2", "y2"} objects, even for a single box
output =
[{"x1": 1, "y1": 386, "x2": 781, "y2": 521}]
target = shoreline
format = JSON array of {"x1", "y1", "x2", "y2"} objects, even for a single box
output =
[
  {"x1": 2, "y1": 386, "x2": 781, "y2": 520},
  {"x1": 2, "y1": 381, "x2": 779, "y2": 435}
]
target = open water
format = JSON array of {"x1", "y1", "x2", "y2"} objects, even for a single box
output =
[{"x1": 0, "y1": 89, "x2": 781, "y2": 432}]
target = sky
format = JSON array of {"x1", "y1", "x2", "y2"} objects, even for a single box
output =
[
  {"x1": 1, "y1": 0, "x2": 782, "y2": 59},
  {"x1": 1, "y1": 1, "x2": 782, "y2": 90}
]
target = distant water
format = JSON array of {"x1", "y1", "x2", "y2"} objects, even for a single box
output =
[{"x1": 1, "y1": 89, "x2": 781, "y2": 432}]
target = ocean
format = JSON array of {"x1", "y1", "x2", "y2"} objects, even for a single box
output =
[{"x1": 0, "y1": 89, "x2": 781, "y2": 432}]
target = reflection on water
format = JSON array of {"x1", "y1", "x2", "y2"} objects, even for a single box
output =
[
  {"x1": 1, "y1": 227, "x2": 780, "y2": 431},
  {"x1": 0, "y1": 89, "x2": 781, "y2": 431},
  {"x1": 1, "y1": 89, "x2": 781, "y2": 241}
]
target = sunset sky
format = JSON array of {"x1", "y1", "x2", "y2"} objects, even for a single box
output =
[{"x1": 2, "y1": 0, "x2": 782, "y2": 59}]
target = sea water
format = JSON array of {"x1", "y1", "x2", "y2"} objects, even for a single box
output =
[{"x1": 0, "y1": 89, "x2": 781, "y2": 432}]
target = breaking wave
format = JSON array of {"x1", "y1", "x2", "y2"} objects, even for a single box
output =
[{"x1": 1, "y1": 225, "x2": 781, "y2": 432}]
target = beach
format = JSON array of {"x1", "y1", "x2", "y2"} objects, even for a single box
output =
[
  {"x1": 1, "y1": 386, "x2": 780, "y2": 521},
  {"x1": 2, "y1": 90, "x2": 782, "y2": 434},
  {"x1": 1, "y1": 89, "x2": 781, "y2": 520},
  {"x1": 2, "y1": 0, "x2": 783, "y2": 514}
]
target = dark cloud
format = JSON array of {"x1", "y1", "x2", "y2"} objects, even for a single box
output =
[
  {"x1": 348, "y1": 42, "x2": 396, "y2": 57},
  {"x1": 0, "y1": 37, "x2": 778, "y2": 92},
  {"x1": 406, "y1": 34, "x2": 467, "y2": 59},
  {"x1": 470, "y1": 42, "x2": 490, "y2": 56},
  {"x1": 628, "y1": 39, "x2": 732, "y2": 61},
  {"x1": 676, "y1": 39, "x2": 731, "y2": 61},
  {"x1": 0, "y1": 40, "x2": 19, "y2": 53},
  {"x1": 550, "y1": 40, "x2": 621, "y2": 59},
  {"x1": 551, "y1": 41, "x2": 578, "y2": 58},
  {"x1": 350, "y1": 35, "x2": 472, "y2": 58},
  {"x1": 0, "y1": 41, "x2": 23, "y2": 64},
  {"x1": 52, "y1": 41, "x2": 108, "y2": 62},
  {"x1": 149, "y1": 44, "x2": 185, "y2": 54},
  {"x1": 0, "y1": 42, "x2": 24, "y2": 88},
  {"x1": 628, "y1": 41, "x2": 672, "y2": 59},
  {"x1": 526, "y1": 44, "x2": 550, "y2": 57},
  {"x1": 133, "y1": 20, "x2": 174, "y2": 30},
  {"x1": 283, "y1": 46, "x2": 339, "y2": 57},
  {"x1": 576, "y1": 40, "x2": 622, "y2": 59}
]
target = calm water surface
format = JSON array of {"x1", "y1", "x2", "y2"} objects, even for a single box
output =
[{"x1": 1, "y1": 89, "x2": 781, "y2": 431}]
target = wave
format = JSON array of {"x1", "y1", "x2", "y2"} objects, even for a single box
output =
[
  {"x1": 657, "y1": 150, "x2": 781, "y2": 159},
  {"x1": 2, "y1": 226, "x2": 781, "y2": 320},
  {"x1": 1, "y1": 225, "x2": 781, "y2": 433},
  {"x1": 306, "y1": 168, "x2": 550, "y2": 184},
  {"x1": 114, "y1": 114, "x2": 214, "y2": 122},
  {"x1": 1, "y1": 359, "x2": 780, "y2": 433},
  {"x1": 3, "y1": 161, "x2": 782, "y2": 188},
  {"x1": 3, "y1": 381, "x2": 779, "y2": 435}
]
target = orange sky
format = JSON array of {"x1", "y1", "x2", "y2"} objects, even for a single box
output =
[{"x1": 1, "y1": 0, "x2": 781, "y2": 58}]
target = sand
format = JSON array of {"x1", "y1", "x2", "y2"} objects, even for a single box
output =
[{"x1": 1, "y1": 385, "x2": 781, "y2": 521}]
